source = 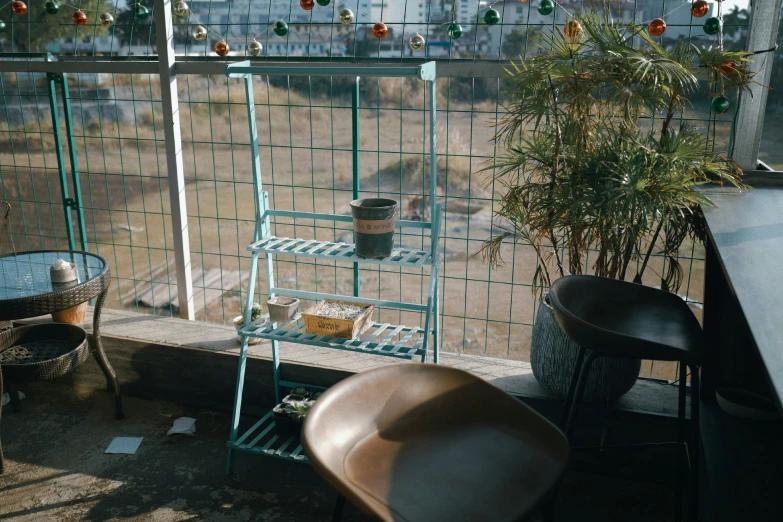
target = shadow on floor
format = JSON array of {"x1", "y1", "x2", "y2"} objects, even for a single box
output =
[{"x1": 1, "y1": 381, "x2": 675, "y2": 521}]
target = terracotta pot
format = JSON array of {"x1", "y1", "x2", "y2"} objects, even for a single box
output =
[{"x1": 51, "y1": 302, "x2": 88, "y2": 325}]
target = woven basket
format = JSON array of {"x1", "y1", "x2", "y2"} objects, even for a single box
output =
[{"x1": 0, "y1": 323, "x2": 89, "y2": 384}]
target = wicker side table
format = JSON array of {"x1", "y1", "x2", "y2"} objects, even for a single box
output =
[
  {"x1": 0, "y1": 323, "x2": 91, "y2": 473},
  {"x1": 0, "y1": 250, "x2": 123, "y2": 421}
]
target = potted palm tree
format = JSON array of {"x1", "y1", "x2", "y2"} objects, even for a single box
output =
[{"x1": 482, "y1": 14, "x2": 752, "y2": 400}]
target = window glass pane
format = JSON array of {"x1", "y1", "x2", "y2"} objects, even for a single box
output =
[{"x1": 759, "y1": 7, "x2": 783, "y2": 170}]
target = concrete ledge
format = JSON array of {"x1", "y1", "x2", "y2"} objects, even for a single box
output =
[{"x1": 18, "y1": 307, "x2": 683, "y2": 419}]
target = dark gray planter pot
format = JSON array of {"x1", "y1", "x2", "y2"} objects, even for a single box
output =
[{"x1": 531, "y1": 295, "x2": 641, "y2": 402}]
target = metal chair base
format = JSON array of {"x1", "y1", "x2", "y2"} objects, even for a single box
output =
[{"x1": 560, "y1": 347, "x2": 700, "y2": 522}]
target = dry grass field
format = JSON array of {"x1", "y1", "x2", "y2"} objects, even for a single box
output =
[{"x1": 0, "y1": 73, "x2": 720, "y2": 379}]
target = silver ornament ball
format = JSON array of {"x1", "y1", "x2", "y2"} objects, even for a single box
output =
[
  {"x1": 248, "y1": 40, "x2": 263, "y2": 56},
  {"x1": 99, "y1": 12, "x2": 114, "y2": 28},
  {"x1": 192, "y1": 25, "x2": 208, "y2": 41},
  {"x1": 338, "y1": 8, "x2": 354, "y2": 25},
  {"x1": 409, "y1": 33, "x2": 425, "y2": 51},
  {"x1": 173, "y1": 0, "x2": 189, "y2": 17}
]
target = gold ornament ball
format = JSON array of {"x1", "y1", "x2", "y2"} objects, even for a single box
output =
[
  {"x1": 192, "y1": 25, "x2": 208, "y2": 41},
  {"x1": 300, "y1": 0, "x2": 314, "y2": 11},
  {"x1": 215, "y1": 41, "x2": 230, "y2": 57},
  {"x1": 72, "y1": 10, "x2": 87, "y2": 26},
  {"x1": 11, "y1": 1, "x2": 27, "y2": 16},
  {"x1": 339, "y1": 8, "x2": 354, "y2": 25},
  {"x1": 173, "y1": 1, "x2": 189, "y2": 17},
  {"x1": 248, "y1": 40, "x2": 263, "y2": 56},
  {"x1": 99, "y1": 12, "x2": 114, "y2": 28},
  {"x1": 409, "y1": 33, "x2": 425, "y2": 51}
]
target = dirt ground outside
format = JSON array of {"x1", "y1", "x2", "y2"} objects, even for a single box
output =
[{"x1": 0, "y1": 74, "x2": 723, "y2": 380}]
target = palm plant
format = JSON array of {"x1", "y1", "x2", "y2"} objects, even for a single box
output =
[{"x1": 482, "y1": 14, "x2": 753, "y2": 294}]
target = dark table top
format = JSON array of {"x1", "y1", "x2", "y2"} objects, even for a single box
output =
[
  {"x1": 0, "y1": 250, "x2": 105, "y2": 302},
  {"x1": 702, "y1": 180, "x2": 783, "y2": 404}
]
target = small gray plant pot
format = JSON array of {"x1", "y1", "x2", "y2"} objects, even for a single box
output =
[
  {"x1": 267, "y1": 297, "x2": 300, "y2": 324},
  {"x1": 530, "y1": 294, "x2": 641, "y2": 402}
]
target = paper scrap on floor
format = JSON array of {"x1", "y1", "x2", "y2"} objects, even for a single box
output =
[
  {"x1": 105, "y1": 437, "x2": 143, "y2": 454},
  {"x1": 1, "y1": 391, "x2": 26, "y2": 406},
  {"x1": 167, "y1": 417, "x2": 197, "y2": 436}
]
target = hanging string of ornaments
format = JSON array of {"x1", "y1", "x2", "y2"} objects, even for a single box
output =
[
  {"x1": 0, "y1": 1, "x2": 152, "y2": 32},
  {"x1": 0, "y1": 0, "x2": 754, "y2": 113}
]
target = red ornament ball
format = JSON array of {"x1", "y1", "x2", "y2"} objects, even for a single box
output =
[
  {"x1": 300, "y1": 0, "x2": 314, "y2": 10},
  {"x1": 564, "y1": 20, "x2": 582, "y2": 38},
  {"x1": 719, "y1": 61, "x2": 737, "y2": 77},
  {"x1": 215, "y1": 41, "x2": 230, "y2": 57},
  {"x1": 691, "y1": 1, "x2": 709, "y2": 18},
  {"x1": 11, "y1": 1, "x2": 27, "y2": 15},
  {"x1": 648, "y1": 18, "x2": 666, "y2": 37},
  {"x1": 72, "y1": 10, "x2": 87, "y2": 26},
  {"x1": 372, "y1": 22, "x2": 388, "y2": 39}
]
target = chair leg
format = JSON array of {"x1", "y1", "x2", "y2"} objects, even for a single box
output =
[
  {"x1": 689, "y1": 365, "x2": 701, "y2": 522},
  {"x1": 331, "y1": 494, "x2": 346, "y2": 522},
  {"x1": 8, "y1": 385, "x2": 21, "y2": 413},
  {"x1": 541, "y1": 495, "x2": 556, "y2": 522},
  {"x1": 675, "y1": 362, "x2": 688, "y2": 522},
  {"x1": 564, "y1": 352, "x2": 598, "y2": 440},
  {"x1": 560, "y1": 347, "x2": 587, "y2": 429}
]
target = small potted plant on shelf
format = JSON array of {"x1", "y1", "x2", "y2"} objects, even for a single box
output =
[
  {"x1": 233, "y1": 302, "x2": 263, "y2": 344},
  {"x1": 290, "y1": 386, "x2": 310, "y2": 397},
  {"x1": 267, "y1": 296, "x2": 300, "y2": 324},
  {"x1": 273, "y1": 398, "x2": 314, "y2": 438},
  {"x1": 350, "y1": 198, "x2": 398, "y2": 258},
  {"x1": 481, "y1": 13, "x2": 752, "y2": 401}
]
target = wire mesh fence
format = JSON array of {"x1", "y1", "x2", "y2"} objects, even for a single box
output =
[{"x1": 0, "y1": 0, "x2": 757, "y2": 379}]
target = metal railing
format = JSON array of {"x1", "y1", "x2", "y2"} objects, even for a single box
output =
[{"x1": 1, "y1": 0, "x2": 778, "y2": 380}]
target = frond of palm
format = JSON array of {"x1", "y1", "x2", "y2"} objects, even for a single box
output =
[{"x1": 483, "y1": 11, "x2": 748, "y2": 291}]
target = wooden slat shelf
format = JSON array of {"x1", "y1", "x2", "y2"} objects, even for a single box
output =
[
  {"x1": 247, "y1": 236, "x2": 433, "y2": 269},
  {"x1": 239, "y1": 314, "x2": 426, "y2": 360},
  {"x1": 227, "y1": 410, "x2": 309, "y2": 464}
]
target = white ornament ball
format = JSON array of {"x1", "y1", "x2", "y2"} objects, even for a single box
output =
[
  {"x1": 409, "y1": 33, "x2": 425, "y2": 51},
  {"x1": 248, "y1": 39, "x2": 263, "y2": 56},
  {"x1": 99, "y1": 12, "x2": 114, "y2": 28},
  {"x1": 192, "y1": 25, "x2": 208, "y2": 41},
  {"x1": 173, "y1": 0, "x2": 189, "y2": 17},
  {"x1": 338, "y1": 8, "x2": 354, "y2": 25}
]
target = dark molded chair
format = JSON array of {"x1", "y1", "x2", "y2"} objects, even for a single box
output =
[
  {"x1": 548, "y1": 275, "x2": 703, "y2": 522},
  {"x1": 303, "y1": 364, "x2": 569, "y2": 522}
]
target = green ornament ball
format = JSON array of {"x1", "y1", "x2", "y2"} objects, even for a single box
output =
[
  {"x1": 316, "y1": 0, "x2": 330, "y2": 5},
  {"x1": 711, "y1": 95, "x2": 730, "y2": 114},
  {"x1": 484, "y1": 8, "x2": 500, "y2": 25},
  {"x1": 0, "y1": 20, "x2": 5, "y2": 33},
  {"x1": 274, "y1": 20, "x2": 289, "y2": 37},
  {"x1": 446, "y1": 22, "x2": 462, "y2": 39},
  {"x1": 135, "y1": 4, "x2": 150, "y2": 20},
  {"x1": 44, "y1": 0, "x2": 59, "y2": 15},
  {"x1": 703, "y1": 16, "x2": 722, "y2": 35},
  {"x1": 538, "y1": 0, "x2": 555, "y2": 16}
]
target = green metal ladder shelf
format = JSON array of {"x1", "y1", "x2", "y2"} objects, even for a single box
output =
[{"x1": 224, "y1": 61, "x2": 441, "y2": 472}]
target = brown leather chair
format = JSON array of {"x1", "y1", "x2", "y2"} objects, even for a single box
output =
[{"x1": 303, "y1": 364, "x2": 569, "y2": 522}]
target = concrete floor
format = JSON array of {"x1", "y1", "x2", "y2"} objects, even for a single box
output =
[{"x1": 0, "y1": 382, "x2": 677, "y2": 521}]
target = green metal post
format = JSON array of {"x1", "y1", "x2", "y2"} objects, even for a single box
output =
[
  {"x1": 47, "y1": 73, "x2": 76, "y2": 251},
  {"x1": 352, "y1": 76, "x2": 360, "y2": 298},
  {"x1": 59, "y1": 73, "x2": 88, "y2": 252}
]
